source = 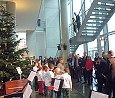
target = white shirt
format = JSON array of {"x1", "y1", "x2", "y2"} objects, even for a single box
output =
[
  {"x1": 33, "y1": 66, "x2": 38, "y2": 72},
  {"x1": 61, "y1": 73, "x2": 72, "y2": 89},
  {"x1": 44, "y1": 70, "x2": 54, "y2": 86},
  {"x1": 36, "y1": 71, "x2": 43, "y2": 81},
  {"x1": 33, "y1": 66, "x2": 38, "y2": 76},
  {"x1": 42, "y1": 71, "x2": 46, "y2": 82},
  {"x1": 55, "y1": 75, "x2": 61, "y2": 79}
]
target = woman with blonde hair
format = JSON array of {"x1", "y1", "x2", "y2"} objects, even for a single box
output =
[{"x1": 85, "y1": 56, "x2": 93, "y2": 85}]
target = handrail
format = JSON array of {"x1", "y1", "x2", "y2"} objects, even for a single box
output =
[
  {"x1": 69, "y1": 0, "x2": 93, "y2": 38},
  {"x1": 78, "y1": 0, "x2": 85, "y2": 15}
]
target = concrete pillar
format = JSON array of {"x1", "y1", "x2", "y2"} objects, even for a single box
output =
[
  {"x1": 103, "y1": 24, "x2": 109, "y2": 53},
  {"x1": 6, "y1": 1, "x2": 16, "y2": 15},
  {"x1": 0, "y1": 1, "x2": 16, "y2": 15},
  {"x1": 60, "y1": 0, "x2": 70, "y2": 64},
  {"x1": 84, "y1": 43, "x2": 88, "y2": 54},
  {"x1": 97, "y1": 36, "x2": 102, "y2": 57},
  {"x1": 81, "y1": 0, "x2": 88, "y2": 54},
  {"x1": 81, "y1": 0, "x2": 86, "y2": 19},
  {"x1": 26, "y1": 30, "x2": 46, "y2": 58},
  {"x1": 70, "y1": 0, "x2": 73, "y2": 20},
  {"x1": 44, "y1": 0, "x2": 60, "y2": 57}
]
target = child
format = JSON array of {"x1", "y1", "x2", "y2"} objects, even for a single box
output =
[
  {"x1": 44, "y1": 63, "x2": 54, "y2": 98},
  {"x1": 54, "y1": 68, "x2": 61, "y2": 98},
  {"x1": 61, "y1": 68, "x2": 72, "y2": 98},
  {"x1": 37, "y1": 67, "x2": 44, "y2": 95}
]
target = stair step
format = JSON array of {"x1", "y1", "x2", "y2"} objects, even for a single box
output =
[
  {"x1": 83, "y1": 28, "x2": 98, "y2": 31},
  {"x1": 91, "y1": 14, "x2": 108, "y2": 17},
  {"x1": 88, "y1": 19, "x2": 104, "y2": 22},
  {"x1": 93, "y1": 9, "x2": 109, "y2": 13},
  {"x1": 98, "y1": 0, "x2": 115, "y2": 4},
  {"x1": 82, "y1": 31, "x2": 96, "y2": 34},
  {"x1": 89, "y1": 17, "x2": 107, "y2": 21},
  {"x1": 87, "y1": 22, "x2": 102, "y2": 25},
  {"x1": 97, "y1": 4, "x2": 114, "y2": 9},
  {"x1": 86, "y1": 25, "x2": 101, "y2": 28}
]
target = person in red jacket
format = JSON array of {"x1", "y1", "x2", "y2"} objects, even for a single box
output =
[{"x1": 85, "y1": 56, "x2": 93, "y2": 85}]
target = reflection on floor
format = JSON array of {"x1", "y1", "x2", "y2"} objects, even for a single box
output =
[{"x1": 30, "y1": 79, "x2": 97, "y2": 98}]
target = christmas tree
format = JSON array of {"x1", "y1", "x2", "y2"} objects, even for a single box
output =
[{"x1": 0, "y1": 5, "x2": 32, "y2": 86}]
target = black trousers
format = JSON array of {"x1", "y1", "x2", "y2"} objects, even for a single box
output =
[
  {"x1": 82, "y1": 68, "x2": 87, "y2": 82},
  {"x1": 112, "y1": 78, "x2": 115, "y2": 98},
  {"x1": 105, "y1": 77, "x2": 112, "y2": 98},
  {"x1": 97, "y1": 75, "x2": 105, "y2": 93},
  {"x1": 34, "y1": 76, "x2": 38, "y2": 91},
  {"x1": 86, "y1": 70, "x2": 93, "y2": 84}
]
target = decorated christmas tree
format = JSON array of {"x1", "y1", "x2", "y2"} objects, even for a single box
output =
[{"x1": 0, "y1": 5, "x2": 32, "y2": 86}]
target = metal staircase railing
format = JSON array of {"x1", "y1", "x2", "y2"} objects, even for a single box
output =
[{"x1": 69, "y1": 0, "x2": 115, "y2": 54}]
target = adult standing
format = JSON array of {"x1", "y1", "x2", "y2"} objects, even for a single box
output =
[
  {"x1": 57, "y1": 57, "x2": 65, "y2": 74},
  {"x1": 74, "y1": 55, "x2": 82, "y2": 82},
  {"x1": 61, "y1": 68, "x2": 72, "y2": 98},
  {"x1": 94, "y1": 52, "x2": 100, "y2": 81},
  {"x1": 95, "y1": 57, "x2": 107, "y2": 92},
  {"x1": 74, "y1": 12, "x2": 81, "y2": 31},
  {"x1": 108, "y1": 50, "x2": 115, "y2": 98},
  {"x1": 85, "y1": 56, "x2": 93, "y2": 85},
  {"x1": 81, "y1": 52, "x2": 88, "y2": 84}
]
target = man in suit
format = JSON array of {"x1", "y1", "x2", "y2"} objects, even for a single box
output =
[
  {"x1": 81, "y1": 52, "x2": 88, "y2": 84},
  {"x1": 74, "y1": 12, "x2": 81, "y2": 31}
]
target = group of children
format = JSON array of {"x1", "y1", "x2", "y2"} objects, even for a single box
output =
[{"x1": 33, "y1": 62, "x2": 72, "y2": 98}]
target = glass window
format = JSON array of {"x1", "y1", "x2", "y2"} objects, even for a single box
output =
[
  {"x1": 108, "y1": 13, "x2": 115, "y2": 32},
  {"x1": 76, "y1": 44, "x2": 83, "y2": 57},
  {"x1": 73, "y1": 0, "x2": 81, "y2": 14},
  {"x1": 109, "y1": 34, "x2": 115, "y2": 52},
  {"x1": 16, "y1": 32, "x2": 26, "y2": 50}
]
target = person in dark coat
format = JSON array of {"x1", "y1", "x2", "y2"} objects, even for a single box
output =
[
  {"x1": 95, "y1": 57, "x2": 107, "y2": 93},
  {"x1": 74, "y1": 12, "x2": 81, "y2": 31},
  {"x1": 81, "y1": 52, "x2": 88, "y2": 83}
]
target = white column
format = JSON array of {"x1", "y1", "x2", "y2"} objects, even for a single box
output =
[
  {"x1": 60, "y1": 0, "x2": 70, "y2": 64},
  {"x1": 5, "y1": 1, "x2": 16, "y2": 15},
  {"x1": 103, "y1": 24, "x2": 109, "y2": 53},
  {"x1": 97, "y1": 36, "x2": 102, "y2": 57},
  {"x1": 84, "y1": 43, "x2": 88, "y2": 54},
  {"x1": 81, "y1": 0, "x2": 88, "y2": 54},
  {"x1": 0, "y1": 1, "x2": 16, "y2": 15}
]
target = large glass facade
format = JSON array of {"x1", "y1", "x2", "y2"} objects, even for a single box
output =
[
  {"x1": 73, "y1": 0, "x2": 81, "y2": 14},
  {"x1": 71, "y1": 0, "x2": 115, "y2": 57}
]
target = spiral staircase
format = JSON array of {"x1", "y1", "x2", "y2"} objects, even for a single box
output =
[{"x1": 69, "y1": 0, "x2": 115, "y2": 54}]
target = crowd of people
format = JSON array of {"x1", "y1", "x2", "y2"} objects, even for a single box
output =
[
  {"x1": 33, "y1": 57, "x2": 72, "y2": 98},
  {"x1": 67, "y1": 51, "x2": 115, "y2": 98},
  {"x1": 33, "y1": 50, "x2": 115, "y2": 98}
]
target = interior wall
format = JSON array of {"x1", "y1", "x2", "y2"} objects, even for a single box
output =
[
  {"x1": 26, "y1": 31, "x2": 46, "y2": 59},
  {"x1": 44, "y1": 0, "x2": 60, "y2": 57}
]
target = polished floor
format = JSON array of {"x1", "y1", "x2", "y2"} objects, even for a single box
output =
[{"x1": 30, "y1": 79, "x2": 95, "y2": 98}]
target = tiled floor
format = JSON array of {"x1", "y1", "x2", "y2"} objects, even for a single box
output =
[{"x1": 31, "y1": 79, "x2": 93, "y2": 98}]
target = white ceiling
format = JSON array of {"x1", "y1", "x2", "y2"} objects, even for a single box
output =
[{"x1": 12, "y1": 0, "x2": 42, "y2": 32}]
